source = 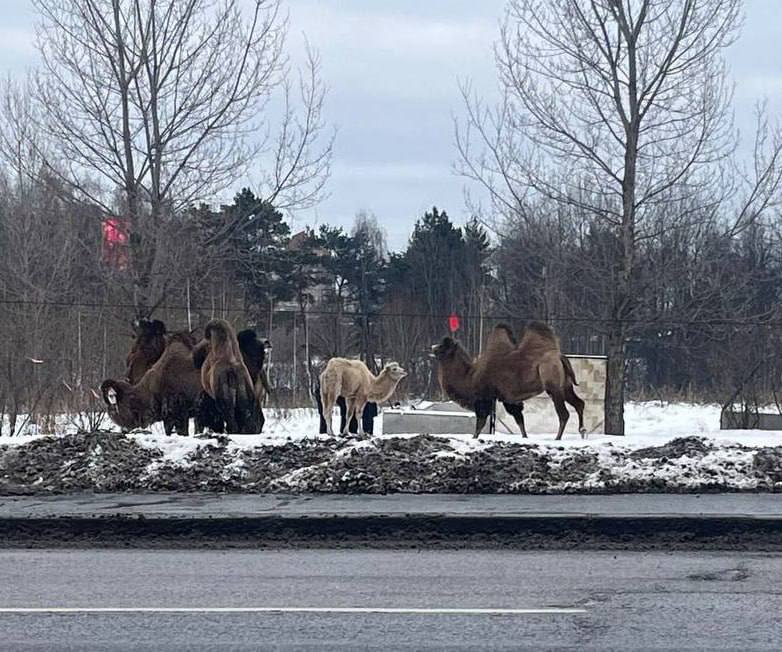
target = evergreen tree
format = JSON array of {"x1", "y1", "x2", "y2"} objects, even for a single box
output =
[
  {"x1": 395, "y1": 206, "x2": 466, "y2": 335},
  {"x1": 201, "y1": 188, "x2": 294, "y2": 317}
]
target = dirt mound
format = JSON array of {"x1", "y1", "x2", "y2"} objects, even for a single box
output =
[{"x1": 0, "y1": 432, "x2": 778, "y2": 495}]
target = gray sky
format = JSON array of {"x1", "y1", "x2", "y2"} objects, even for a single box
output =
[{"x1": 1, "y1": 0, "x2": 781, "y2": 249}]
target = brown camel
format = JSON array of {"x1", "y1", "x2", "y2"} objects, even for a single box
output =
[
  {"x1": 101, "y1": 333, "x2": 201, "y2": 435},
  {"x1": 320, "y1": 358, "x2": 407, "y2": 436},
  {"x1": 196, "y1": 319, "x2": 259, "y2": 434},
  {"x1": 125, "y1": 319, "x2": 168, "y2": 384},
  {"x1": 236, "y1": 330, "x2": 272, "y2": 405},
  {"x1": 127, "y1": 320, "x2": 270, "y2": 433},
  {"x1": 432, "y1": 322, "x2": 585, "y2": 440}
]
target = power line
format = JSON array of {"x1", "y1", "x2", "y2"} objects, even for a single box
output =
[{"x1": 0, "y1": 297, "x2": 780, "y2": 328}]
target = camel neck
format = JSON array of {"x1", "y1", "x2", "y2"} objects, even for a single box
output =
[{"x1": 367, "y1": 370, "x2": 399, "y2": 402}]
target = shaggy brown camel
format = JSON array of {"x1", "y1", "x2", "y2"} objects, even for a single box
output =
[
  {"x1": 432, "y1": 322, "x2": 585, "y2": 440},
  {"x1": 320, "y1": 358, "x2": 407, "y2": 436},
  {"x1": 197, "y1": 319, "x2": 259, "y2": 434},
  {"x1": 125, "y1": 319, "x2": 169, "y2": 384},
  {"x1": 127, "y1": 320, "x2": 270, "y2": 432},
  {"x1": 101, "y1": 334, "x2": 201, "y2": 435},
  {"x1": 193, "y1": 328, "x2": 271, "y2": 433},
  {"x1": 237, "y1": 329, "x2": 273, "y2": 405}
]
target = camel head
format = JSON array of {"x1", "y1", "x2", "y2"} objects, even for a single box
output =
[
  {"x1": 382, "y1": 361, "x2": 408, "y2": 381},
  {"x1": 100, "y1": 379, "x2": 144, "y2": 430},
  {"x1": 431, "y1": 336, "x2": 459, "y2": 361},
  {"x1": 431, "y1": 337, "x2": 474, "y2": 373}
]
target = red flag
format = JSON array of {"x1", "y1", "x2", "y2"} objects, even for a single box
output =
[{"x1": 448, "y1": 313, "x2": 460, "y2": 333}]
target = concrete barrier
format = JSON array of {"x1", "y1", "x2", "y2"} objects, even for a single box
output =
[{"x1": 720, "y1": 409, "x2": 782, "y2": 430}]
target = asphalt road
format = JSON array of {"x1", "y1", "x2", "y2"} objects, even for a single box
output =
[{"x1": 1, "y1": 548, "x2": 781, "y2": 650}]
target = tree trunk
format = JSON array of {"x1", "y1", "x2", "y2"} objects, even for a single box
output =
[{"x1": 604, "y1": 327, "x2": 626, "y2": 435}]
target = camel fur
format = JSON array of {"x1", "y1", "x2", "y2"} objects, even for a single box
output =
[
  {"x1": 319, "y1": 358, "x2": 407, "y2": 436},
  {"x1": 197, "y1": 319, "x2": 259, "y2": 434},
  {"x1": 125, "y1": 319, "x2": 168, "y2": 384},
  {"x1": 432, "y1": 322, "x2": 585, "y2": 440},
  {"x1": 101, "y1": 334, "x2": 201, "y2": 435}
]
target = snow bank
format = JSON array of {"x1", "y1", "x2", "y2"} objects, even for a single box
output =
[{"x1": 1, "y1": 402, "x2": 782, "y2": 494}]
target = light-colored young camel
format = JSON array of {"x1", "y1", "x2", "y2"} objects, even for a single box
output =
[{"x1": 320, "y1": 358, "x2": 407, "y2": 435}]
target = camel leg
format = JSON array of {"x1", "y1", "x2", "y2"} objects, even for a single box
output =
[
  {"x1": 564, "y1": 384, "x2": 586, "y2": 438},
  {"x1": 224, "y1": 405, "x2": 239, "y2": 435},
  {"x1": 321, "y1": 386, "x2": 336, "y2": 436},
  {"x1": 175, "y1": 413, "x2": 189, "y2": 436},
  {"x1": 342, "y1": 398, "x2": 356, "y2": 436},
  {"x1": 473, "y1": 400, "x2": 493, "y2": 439},
  {"x1": 547, "y1": 388, "x2": 570, "y2": 441},
  {"x1": 355, "y1": 400, "x2": 367, "y2": 436},
  {"x1": 503, "y1": 402, "x2": 528, "y2": 438},
  {"x1": 337, "y1": 396, "x2": 348, "y2": 433}
]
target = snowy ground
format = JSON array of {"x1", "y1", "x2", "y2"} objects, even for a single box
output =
[{"x1": 1, "y1": 402, "x2": 782, "y2": 494}]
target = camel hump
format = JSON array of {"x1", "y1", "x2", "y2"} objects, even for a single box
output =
[
  {"x1": 494, "y1": 323, "x2": 517, "y2": 344},
  {"x1": 485, "y1": 324, "x2": 517, "y2": 354},
  {"x1": 518, "y1": 321, "x2": 561, "y2": 354},
  {"x1": 522, "y1": 321, "x2": 558, "y2": 343},
  {"x1": 521, "y1": 321, "x2": 559, "y2": 346},
  {"x1": 167, "y1": 332, "x2": 195, "y2": 349}
]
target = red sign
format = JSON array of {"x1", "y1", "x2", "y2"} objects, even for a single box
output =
[{"x1": 448, "y1": 313, "x2": 460, "y2": 333}]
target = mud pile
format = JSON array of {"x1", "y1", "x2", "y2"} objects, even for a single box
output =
[{"x1": 0, "y1": 433, "x2": 778, "y2": 494}]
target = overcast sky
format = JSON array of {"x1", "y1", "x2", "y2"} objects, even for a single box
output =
[{"x1": 2, "y1": 1, "x2": 781, "y2": 250}]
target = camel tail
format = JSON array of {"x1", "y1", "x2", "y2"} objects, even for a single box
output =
[{"x1": 561, "y1": 354, "x2": 578, "y2": 386}]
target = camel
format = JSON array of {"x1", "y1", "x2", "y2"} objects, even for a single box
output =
[
  {"x1": 320, "y1": 358, "x2": 407, "y2": 436},
  {"x1": 196, "y1": 319, "x2": 259, "y2": 434},
  {"x1": 126, "y1": 319, "x2": 271, "y2": 433},
  {"x1": 193, "y1": 328, "x2": 271, "y2": 433},
  {"x1": 236, "y1": 329, "x2": 273, "y2": 406},
  {"x1": 125, "y1": 319, "x2": 168, "y2": 384},
  {"x1": 314, "y1": 376, "x2": 379, "y2": 435},
  {"x1": 101, "y1": 333, "x2": 201, "y2": 435},
  {"x1": 431, "y1": 322, "x2": 585, "y2": 440}
]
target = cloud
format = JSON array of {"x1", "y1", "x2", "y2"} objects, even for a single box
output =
[
  {"x1": 0, "y1": 27, "x2": 37, "y2": 66},
  {"x1": 287, "y1": 1, "x2": 502, "y2": 100}
]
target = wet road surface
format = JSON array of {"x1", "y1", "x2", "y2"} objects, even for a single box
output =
[{"x1": 0, "y1": 548, "x2": 780, "y2": 649}]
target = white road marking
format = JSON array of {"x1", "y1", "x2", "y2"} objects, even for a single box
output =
[{"x1": 0, "y1": 607, "x2": 586, "y2": 616}]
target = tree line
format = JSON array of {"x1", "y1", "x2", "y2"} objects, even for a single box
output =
[{"x1": 2, "y1": 0, "x2": 782, "y2": 435}]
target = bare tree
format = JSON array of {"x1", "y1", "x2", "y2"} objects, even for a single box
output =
[
  {"x1": 456, "y1": 0, "x2": 775, "y2": 434},
  {"x1": 29, "y1": 0, "x2": 332, "y2": 316}
]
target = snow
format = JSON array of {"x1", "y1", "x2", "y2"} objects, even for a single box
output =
[
  {"x1": 3, "y1": 402, "x2": 782, "y2": 494},
  {"x1": 1, "y1": 401, "x2": 781, "y2": 453}
]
